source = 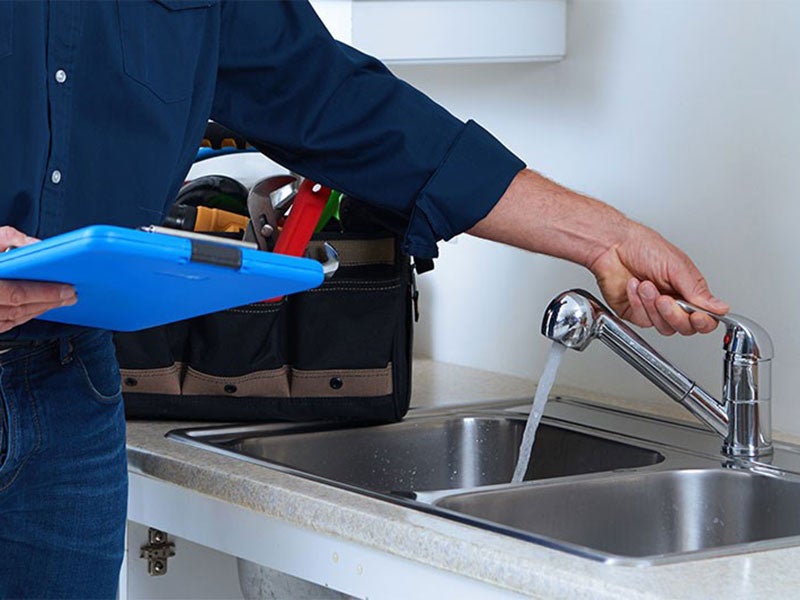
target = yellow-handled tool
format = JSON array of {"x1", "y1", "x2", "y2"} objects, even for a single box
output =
[{"x1": 163, "y1": 204, "x2": 249, "y2": 234}]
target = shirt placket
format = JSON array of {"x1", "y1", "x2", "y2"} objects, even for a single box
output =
[{"x1": 38, "y1": 1, "x2": 80, "y2": 238}]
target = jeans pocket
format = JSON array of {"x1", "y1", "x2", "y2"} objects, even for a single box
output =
[
  {"x1": 0, "y1": 2, "x2": 13, "y2": 60},
  {"x1": 117, "y1": 0, "x2": 217, "y2": 103},
  {"x1": 73, "y1": 335, "x2": 123, "y2": 405},
  {"x1": 0, "y1": 366, "x2": 42, "y2": 485}
]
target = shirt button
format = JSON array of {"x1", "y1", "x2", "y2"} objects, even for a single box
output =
[
  {"x1": 55, "y1": 69, "x2": 67, "y2": 84},
  {"x1": 51, "y1": 170, "x2": 62, "y2": 184}
]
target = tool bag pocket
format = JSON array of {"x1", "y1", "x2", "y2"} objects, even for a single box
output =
[
  {"x1": 177, "y1": 299, "x2": 291, "y2": 420},
  {"x1": 115, "y1": 233, "x2": 414, "y2": 422},
  {"x1": 115, "y1": 321, "x2": 190, "y2": 399},
  {"x1": 286, "y1": 235, "x2": 413, "y2": 422}
]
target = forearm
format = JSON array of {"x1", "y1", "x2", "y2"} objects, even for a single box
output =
[{"x1": 467, "y1": 168, "x2": 629, "y2": 269}]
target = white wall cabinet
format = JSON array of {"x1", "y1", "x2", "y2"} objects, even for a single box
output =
[{"x1": 310, "y1": 0, "x2": 567, "y2": 64}]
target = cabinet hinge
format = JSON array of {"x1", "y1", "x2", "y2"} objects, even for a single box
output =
[{"x1": 139, "y1": 528, "x2": 176, "y2": 576}]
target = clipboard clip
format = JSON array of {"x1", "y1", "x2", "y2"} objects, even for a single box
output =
[
  {"x1": 139, "y1": 225, "x2": 259, "y2": 249},
  {"x1": 141, "y1": 224, "x2": 338, "y2": 277}
]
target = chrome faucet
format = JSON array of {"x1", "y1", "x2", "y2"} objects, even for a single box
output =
[{"x1": 541, "y1": 290, "x2": 774, "y2": 459}]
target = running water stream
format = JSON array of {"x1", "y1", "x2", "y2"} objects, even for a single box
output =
[{"x1": 511, "y1": 342, "x2": 567, "y2": 483}]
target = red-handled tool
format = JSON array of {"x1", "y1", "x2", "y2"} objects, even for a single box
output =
[
  {"x1": 273, "y1": 179, "x2": 331, "y2": 257},
  {"x1": 265, "y1": 179, "x2": 331, "y2": 302}
]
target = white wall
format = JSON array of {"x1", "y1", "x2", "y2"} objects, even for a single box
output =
[{"x1": 394, "y1": 1, "x2": 800, "y2": 432}]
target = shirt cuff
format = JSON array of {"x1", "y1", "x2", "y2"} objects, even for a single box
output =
[{"x1": 402, "y1": 120, "x2": 526, "y2": 259}]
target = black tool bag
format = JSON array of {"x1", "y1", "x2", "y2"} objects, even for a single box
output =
[{"x1": 115, "y1": 227, "x2": 419, "y2": 423}]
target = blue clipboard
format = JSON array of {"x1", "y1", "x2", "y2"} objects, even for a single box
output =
[{"x1": 0, "y1": 225, "x2": 324, "y2": 331}]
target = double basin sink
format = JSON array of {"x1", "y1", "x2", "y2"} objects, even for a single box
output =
[{"x1": 168, "y1": 397, "x2": 800, "y2": 565}]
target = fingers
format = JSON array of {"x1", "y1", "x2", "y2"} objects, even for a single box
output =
[
  {"x1": 655, "y1": 295, "x2": 719, "y2": 336},
  {"x1": 0, "y1": 280, "x2": 75, "y2": 306},
  {"x1": 0, "y1": 280, "x2": 77, "y2": 332},
  {"x1": 689, "y1": 311, "x2": 719, "y2": 334},
  {"x1": 658, "y1": 252, "x2": 726, "y2": 333},
  {"x1": 0, "y1": 297, "x2": 78, "y2": 333},
  {"x1": 618, "y1": 230, "x2": 727, "y2": 335},
  {"x1": 633, "y1": 280, "x2": 718, "y2": 336},
  {"x1": 0, "y1": 231, "x2": 80, "y2": 333},
  {"x1": 635, "y1": 280, "x2": 676, "y2": 335},
  {"x1": 624, "y1": 278, "x2": 651, "y2": 328},
  {"x1": 0, "y1": 226, "x2": 38, "y2": 251}
]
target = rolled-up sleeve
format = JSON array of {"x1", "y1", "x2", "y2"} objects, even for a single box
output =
[
  {"x1": 211, "y1": 0, "x2": 525, "y2": 258},
  {"x1": 404, "y1": 120, "x2": 524, "y2": 257}
]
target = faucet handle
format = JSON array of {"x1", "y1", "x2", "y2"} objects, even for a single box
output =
[
  {"x1": 677, "y1": 299, "x2": 773, "y2": 457},
  {"x1": 676, "y1": 300, "x2": 773, "y2": 361}
]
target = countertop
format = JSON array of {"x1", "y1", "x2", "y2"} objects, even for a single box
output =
[{"x1": 126, "y1": 359, "x2": 800, "y2": 599}]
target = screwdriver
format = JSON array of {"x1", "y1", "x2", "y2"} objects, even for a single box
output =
[{"x1": 163, "y1": 204, "x2": 249, "y2": 234}]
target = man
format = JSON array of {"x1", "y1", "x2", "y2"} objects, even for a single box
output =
[{"x1": 0, "y1": 1, "x2": 726, "y2": 598}]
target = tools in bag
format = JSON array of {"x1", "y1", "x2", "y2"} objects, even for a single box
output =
[{"x1": 114, "y1": 130, "x2": 424, "y2": 423}]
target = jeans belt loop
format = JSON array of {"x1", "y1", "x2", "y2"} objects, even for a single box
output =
[{"x1": 59, "y1": 338, "x2": 75, "y2": 365}]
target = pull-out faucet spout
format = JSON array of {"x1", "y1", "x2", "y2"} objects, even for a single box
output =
[{"x1": 541, "y1": 290, "x2": 773, "y2": 458}]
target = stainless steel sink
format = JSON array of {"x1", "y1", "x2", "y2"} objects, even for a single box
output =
[
  {"x1": 227, "y1": 415, "x2": 663, "y2": 493},
  {"x1": 436, "y1": 468, "x2": 800, "y2": 564},
  {"x1": 168, "y1": 397, "x2": 800, "y2": 565}
]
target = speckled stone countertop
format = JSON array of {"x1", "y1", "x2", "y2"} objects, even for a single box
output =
[{"x1": 126, "y1": 360, "x2": 800, "y2": 599}]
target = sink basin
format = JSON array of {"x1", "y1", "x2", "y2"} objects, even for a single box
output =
[
  {"x1": 436, "y1": 468, "x2": 800, "y2": 564},
  {"x1": 167, "y1": 397, "x2": 800, "y2": 564},
  {"x1": 225, "y1": 415, "x2": 664, "y2": 493}
]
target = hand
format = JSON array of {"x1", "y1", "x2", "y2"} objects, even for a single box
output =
[
  {"x1": 0, "y1": 226, "x2": 77, "y2": 333},
  {"x1": 589, "y1": 222, "x2": 728, "y2": 335},
  {"x1": 468, "y1": 169, "x2": 728, "y2": 335}
]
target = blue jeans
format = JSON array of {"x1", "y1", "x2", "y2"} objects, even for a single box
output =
[{"x1": 0, "y1": 328, "x2": 127, "y2": 599}]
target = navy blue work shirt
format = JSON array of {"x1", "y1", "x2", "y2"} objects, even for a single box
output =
[{"x1": 0, "y1": 0, "x2": 524, "y2": 259}]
